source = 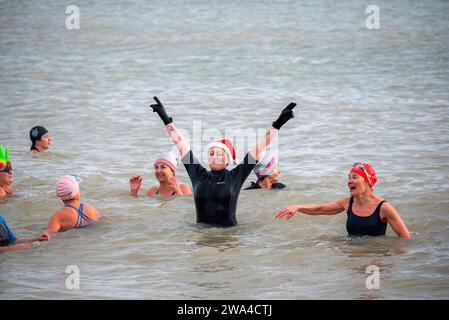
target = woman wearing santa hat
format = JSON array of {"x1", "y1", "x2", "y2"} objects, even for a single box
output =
[
  {"x1": 150, "y1": 96, "x2": 296, "y2": 226},
  {"x1": 129, "y1": 151, "x2": 192, "y2": 197},
  {"x1": 244, "y1": 152, "x2": 286, "y2": 190},
  {"x1": 275, "y1": 162, "x2": 410, "y2": 237}
]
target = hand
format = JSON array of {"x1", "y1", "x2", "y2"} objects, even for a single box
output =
[
  {"x1": 150, "y1": 96, "x2": 173, "y2": 125},
  {"x1": 275, "y1": 205, "x2": 298, "y2": 220},
  {"x1": 37, "y1": 232, "x2": 50, "y2": 242},
  {"x1": 130, "y1": 176, "x2": 143, "y2": 194},
  {"x1": 168, "y1": 178, "x2": 181, "y2": 194},
  {"x1": 272, "y1": 102, "x2": 296, "y2": 130}
]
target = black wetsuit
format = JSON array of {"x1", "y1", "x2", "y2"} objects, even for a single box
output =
[
  {"x1": 244, "y1": 181, "x2": 286, "y2": 190},
  {"x1": 346, "y1": 197, "x2": 387, "y2": 236},
  {"x1": 182, "y1": 150, "x2": 256, "y2": 226}
]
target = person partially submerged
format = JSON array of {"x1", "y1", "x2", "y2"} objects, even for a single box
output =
[
  {"x1": 47, "y1": 175, "x2": 101, "y2": 232},
  {"x1": 0, "y1": 146, "x2": 16, "y2": 200},
  {"x1": 29, "y1": 126, "x2": 51, "y2": 154},
  {"x1": 130, "y1": 151, "x2": 191, "y2": 197},
  {"x1": 150, "y1": 96, "x2": 297, "y2": 226},
  {"x1": 275, "y1": 162, "x2": 410, "y2": 237},
  {"x1": 0, "y1": 215, "x2": 49, "y2": 251},
  {"x1": 244, "y1": 153, "x2": 286, "y2": 190}
]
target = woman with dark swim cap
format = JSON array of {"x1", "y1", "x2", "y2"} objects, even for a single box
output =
[
  {"x1": 0, "y1": 146, "x2": 16, "y2": 199},
  {"x1": 150, "y1": 96, "x2": 297, "y2": 227},
  {"x1": 244, "y1": 153, "x2": 286, "y2": 190},
  {"x1": 29, "y1": 126, "x2": 51, "y2": 154},
  {"x1": 130, "y1": 151, "x2": 192, "y2": 197},
  {"x1": 275, "y1": 163, "x2": 410, "y2": 237}
]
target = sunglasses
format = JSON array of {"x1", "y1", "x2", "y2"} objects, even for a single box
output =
[{"x1": 0, "y1": 162, "x2": 12, "y2": 174}]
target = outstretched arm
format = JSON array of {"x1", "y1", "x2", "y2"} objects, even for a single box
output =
[
  {"x1": 16, "y1": 232, "x2": 50, "y2": 243},
  {"x1": 0, "y1": 243, "x2": 32, "y2": 251},
  {"x1": 150, "y1": 96, "x2": 190, "y2": 158},
  {"x1": 275, "y1": 197, "x2": 348, "y2": 220},
  {"x1": 250, "y1": 103, "x2": 296, "y2": 161}
]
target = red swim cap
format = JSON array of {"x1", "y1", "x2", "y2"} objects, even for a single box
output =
[{"x1": 350, "y1": 163, "x2": 377, "y2": 187}]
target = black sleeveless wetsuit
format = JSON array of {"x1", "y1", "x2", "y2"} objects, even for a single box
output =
[
  {"x1": 182, "y1": 150, "x2": 256, "y2": 226},
  {"x1": 346, "y1": 197, "x2": 387, "y2": 236},
  {"x1": 244, "y1": 181, "x2": 286, "y2": 190}
]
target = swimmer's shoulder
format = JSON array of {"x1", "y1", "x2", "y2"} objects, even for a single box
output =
[
  {"x1": 82, "y1": 203, "x2": 101, "y2": 219},
  {"x1": 146, "y1": 186, "x2": 159, "y2": 197}
]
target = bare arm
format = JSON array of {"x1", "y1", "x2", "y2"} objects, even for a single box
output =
[
  {"x1": 149, "y1": 96, "x2": 190, "y2": 158},
  {"x1": 180, "y1": 183, "x2": 192, "y2": 195},
  {"x1": 381, "y1": 203, "x2": 410, "y2": 237},
  {"x1": 250, "y1": 127, "x2": 278, "y2": 161},
  {"x1": 165, "y1": 123, "x2": 190, "y2": 158},
  {"x1": 0, "y1": 243, "x2": 32, "y2": 251},
  {"x1": 275, "y1": 197, "x2": 348, "y2": 220},
  {"x1": 46, "y1": 213, "x2": 61, "y2": 233},
  {"x1": 16, "y1": 232, "x2": 50, "y2": 243}
]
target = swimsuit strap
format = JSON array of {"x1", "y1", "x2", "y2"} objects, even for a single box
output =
[
  {"x1": 64, "y1": 203, "x2": 93, "y2": 228},
  {"x1": 155, "y1": 188, "x2": 176, "y2": 196}
]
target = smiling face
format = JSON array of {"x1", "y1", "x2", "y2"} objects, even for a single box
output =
[
  {"x1": 36, "y1": 132, "x2": 51, "y2": 151},
  {"x1": 154, "y1": 162, "x2": 175, "y2": 182},
  {"x1": 0, "y1": 162, "x2": 13, "y2": 187},
  {"x1": 208, "y1": 147, "x2": 228, "y2": 171},
  {"x1": 348, "y1": 172, "x2": 370, "y2": 196}
]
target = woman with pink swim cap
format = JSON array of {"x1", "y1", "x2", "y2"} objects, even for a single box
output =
[
  {"x1": 47, "y1": 175, "x2": 101, "y2": 232},
  {"x1": 275, "y1": 163, "x2": 410, "y2": 237},
  {"x1": 129, "y1": 151, "x2": 192, "y2": 197}
]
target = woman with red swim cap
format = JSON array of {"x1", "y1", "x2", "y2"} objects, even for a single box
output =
[{"x1": 275, "y1": 163, "x2": 410, "y2": 237}]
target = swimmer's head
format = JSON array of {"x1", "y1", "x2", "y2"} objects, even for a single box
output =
[
  {"x1": 206, "y1": 139, "x2": 237, "y2": 171},
  {"x1": 56, "y1": 175, "x2": 81, "y2": 201},
  {"x1": 254, "y1": 153, "x2": 279, "y2": 181},
  {"x1": 154, "y1": 152, "x2": 179, "y2": 182},
  {"x1": 30, "y1": 126, "x2": 51, "y2": 152},
  {"x1": 0, "y1": 147, "x2": 13, "y2": 186},
  {"x1": 0, "y1": 146, "x2": 8, "y2": 168},
  {"x1": 348, "y1": 163, "x2": 377, "y2": 194}
]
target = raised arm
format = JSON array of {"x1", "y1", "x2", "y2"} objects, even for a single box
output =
[
  {"x1": 275, "y1": 197, "x2": 348, "y2": 220},
  {"x1": 150, "y1": 96, "x2": 190, "y2": 158},
  {"x1": 250, "y1": 103, "x2": 296, "y2": 161}
]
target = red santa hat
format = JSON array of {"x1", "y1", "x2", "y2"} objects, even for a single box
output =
[{"x1": 206, "y1": 139, "x2": 237, "y2": 165}]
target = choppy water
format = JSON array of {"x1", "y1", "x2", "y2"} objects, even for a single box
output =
[{"x1": 1, "y1": 0, "x2": 449, "y2": 299}]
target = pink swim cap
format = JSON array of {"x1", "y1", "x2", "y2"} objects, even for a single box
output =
[{"x1": 56, "y1": 175, "x2": 80, "y2": 201}]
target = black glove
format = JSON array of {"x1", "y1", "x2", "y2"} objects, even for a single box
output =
[
  {"x1": 272, "y1": 102, "x2": 296, "y2": 130},
  {"x1": 150, "y1": 96, "x2": 173, "y2": 125}
]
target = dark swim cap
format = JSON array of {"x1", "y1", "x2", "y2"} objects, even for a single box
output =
[{"x1": 29, "y1": 126, "x2": 48, "y2": 144}]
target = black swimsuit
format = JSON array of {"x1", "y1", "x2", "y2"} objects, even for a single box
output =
[
  {"x1": 346, "y1": 197, "x2": 388, "y2": 236},
  {"x1": 182, "y1": 150, "x2": 256, "y2": 226},
  {"x1": 244, "y1": 181, "x2": 286, "y2": 190},
  {"x1": 155, "y1": 189, "x2": 176, "y2": 196}
]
